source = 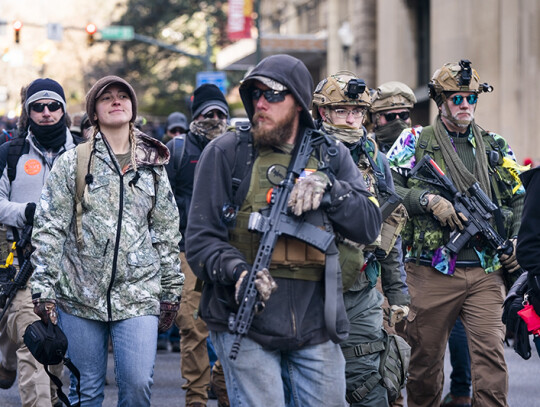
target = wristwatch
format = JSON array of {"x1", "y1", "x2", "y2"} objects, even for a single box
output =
[{"x1": 419, "y1": 192, "x2": 430, "y2": 209}]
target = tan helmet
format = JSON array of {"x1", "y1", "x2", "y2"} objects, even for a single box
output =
[
  {"x1": 370, "y1": 81, "x2": 416, "y2": 113},
  {"x1": 428, "y1": 59, "x2": 493, "y2": 105},
  {"x1": 312, "y1": 71, "x2": 371, "y2": 120}
]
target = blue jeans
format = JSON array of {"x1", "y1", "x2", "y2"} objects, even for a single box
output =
[
  {"x1": 448, "y1": 317, "x2": 472, "y2": 397},
  {"x1": 59, "y1": 310, "x2": 158, "y2": 407},
  {"x1": 211, "y1": 331, "x2": 346, "y2": 407}
]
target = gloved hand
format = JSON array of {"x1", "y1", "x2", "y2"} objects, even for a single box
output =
[
  {"x1": 158, "y1": 301, "x2": 180, "y2": 334},
  {"x1": 527, "y1": 273, "x2": 540, "y2": 317},
  {"x1": 384, "y1": 304, "x2": 410, "y2": 327},
  {"x1": 33, "y1": 299, "x2": 58, "y2": 325},
  {"x1": 426, "y1": 194, "x2": 466, "y2": 231},
  {"x1": 288, "y1": 171, "x2": 330, "y2": 216},
  {"x1": 25, "y1": 202, "x2": 36, "y2": 226},
  {"x1": 498, "y1": 238, "x2": 520, "y2": 273},
  {"x1": 234, "y1": 267, "x2": 278, "y2": 312}
]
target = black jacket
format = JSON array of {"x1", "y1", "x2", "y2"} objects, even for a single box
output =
[
  {"x1": 165, "y1": 131, "x2": 209, "y2": 251},
  {"x1": 186, "y1": 129, "x2": 382, "y2": 349},
  {"x1": 517, "y1": 167, "x2": 540, "y2": 276}
]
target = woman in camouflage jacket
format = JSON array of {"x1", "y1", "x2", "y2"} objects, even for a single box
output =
[{"x1": 30, "y1": 76, "x2": 183, "y2": 406}]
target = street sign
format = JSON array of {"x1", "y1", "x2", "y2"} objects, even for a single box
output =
[
  {"x1": 47, "y1": 23, "x2": 63, "y2": 41},
  {"x1": 196, "y1": 71, "x2": 227, "y2": 94},
  {"x1": 100, "y1": 25, "x2": 134, "y2": 41}
]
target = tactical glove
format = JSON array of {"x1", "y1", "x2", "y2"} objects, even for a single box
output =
[
  {"x1": 158, "y1": 301, "x2": 180, "y2": 333},
  {"x1": 527, "y1": 273, "x2": 540, "y2": 317},
  {"x1": 426, "y1": 195, "x2": 466, "y2": 231},
  {"x1": 25, "y1": 202, "x2": 36, "y2": 226},
  {"x1": 384, "y1": 304, "x2": 410, "y2": 327},
  {"x1": 498, "y1": 238, "x2": 520, "y2": 273},
  {"x1": 288, "y1": 171, "x2": 330, "y2": 216},
  {"x1": 33, "y1": 299, "x2": 58, "y2": 325},
  {"x1": 234, "y1": 267, "x2": 278, "y2": 312}
]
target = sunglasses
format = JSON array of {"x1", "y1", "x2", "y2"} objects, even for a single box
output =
[
  {"x1": 169, "y1": 127, "x2": 185, "y2": 134},
  {"x1": 451, "y1": 94, "x2": 478, "y2": 106},
  {"x1": 203, "y1": 110, "x2": 227, "y2": 120},
  {"x1": 333, "y1": 108, "x2": 365, "y2": 119},
  {"x1": 252, "y1": 88, "x2": 290, "y2": 103},
  {"x1": 383, "y1": 111, "x2": 410, "y2": 122},
  {"x1": 30, "y1": 101, "x2": 63, "y2": 113}
]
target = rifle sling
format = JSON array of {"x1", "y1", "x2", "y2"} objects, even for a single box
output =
[{"x1": 324, "y1": 239, "x2": 347, "y2": 343}]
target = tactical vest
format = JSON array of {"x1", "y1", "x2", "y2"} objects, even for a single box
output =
[
  {"x1": 402, "y1": 125, "x2": 517, "y2": 253},
  {"x1": 228, "y1": 147, "x2": 326, "y2": 281},
  {"x1": 340, "y1": 136, "x2": 408, "y2": 291}
]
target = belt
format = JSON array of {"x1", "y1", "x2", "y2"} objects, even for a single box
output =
[{"x1": 410, "y1": 258, "x2": 481, "y2": 269}]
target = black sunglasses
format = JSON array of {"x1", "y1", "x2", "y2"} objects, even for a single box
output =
[
  {"x1": 383, "y1": 111, "x2": 410, "y2": 122},
  {"x1": 203, "y1": 110, "x2": 227, "y2": 120},
  {"x1": 451, "y1": 94, "x2": 478, "y2": 105},
  {"x1": 252, "y1": 88, "x2": 290, "y2": 103},
  {"x1": 169, "y1": 127, "x2": 185, "y2": 134},
  {"x1": 30, "y1": 101, "x2": 63, "y2": 113}
]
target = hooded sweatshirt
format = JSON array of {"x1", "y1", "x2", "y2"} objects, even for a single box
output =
[{"x1": 186, "y1": 55, "x2": 382, "y2": 349}]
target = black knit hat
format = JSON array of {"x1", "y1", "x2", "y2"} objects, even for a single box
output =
[
  {"x1": 25, "y1": 78, "x2": 66, "y2": 114},
  {"x1": 86, "y1": 76, "x2": 137, "y2": 127},
  {"x1": 191, "y1": 84, "x2": 229, "y2": 119}
]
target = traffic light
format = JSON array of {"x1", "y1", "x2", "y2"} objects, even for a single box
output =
[
  {"x1": 13, "y1": 20, "x2": 22, "y2": 44},
  {"x1": 86, "y1": 23, "x2": 97, "y2": 46}
]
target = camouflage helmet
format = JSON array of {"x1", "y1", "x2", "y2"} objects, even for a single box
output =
[
  {"x1": 312, "y1": 71, "x2": 371, "y2": 120},
  {"x1": 428, "y1": 59, "x2": 493, "y2": 105},
  {"x1": 370, "y1": 81, "x2": 416, "y2": 113}
]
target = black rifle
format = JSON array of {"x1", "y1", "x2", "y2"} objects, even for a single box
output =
[
  {"x1": 227, "y1": 129, "x2": 335, "y2": 360},
  {"x1": 410, "y1": 155, "x2": 521, "y2": 273},
  {"x1": 0, "y1": 224, "x2": 34, "y2": 321}
]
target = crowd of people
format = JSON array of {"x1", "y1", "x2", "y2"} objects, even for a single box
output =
[{"x1": 0, "y1": 54, "x2": 537, "y2": 407}]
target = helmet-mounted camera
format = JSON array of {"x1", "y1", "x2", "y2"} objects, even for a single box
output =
[
  {"x1": 458, "y1": 59, "x2": 472, "y2": 86},
  {"x1": 345, "y1": 78, "x2": 366, "y2": 100}
]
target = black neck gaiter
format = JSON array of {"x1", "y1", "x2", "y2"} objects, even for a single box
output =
[
  {"x1": 374, "y1": 119, "x2": 409, "y2": 152},
  {"x1": 29, "y1": 117, "x2": 67, "y2": 150}
]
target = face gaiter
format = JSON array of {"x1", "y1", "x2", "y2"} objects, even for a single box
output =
[{"x1": 29, "y1": 116, "x2": 67, "y2": 150}]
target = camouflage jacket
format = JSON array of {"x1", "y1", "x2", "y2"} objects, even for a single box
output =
[
  {"x1": 31, "y1": 132, "x2": 183, "y2": 321},
  {"x1": 387, "y1": 122, "x2": 525, "y2": 274}
]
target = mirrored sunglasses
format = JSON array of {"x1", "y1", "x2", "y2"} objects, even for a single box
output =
[
  {"x1": 451, "y1": 94, "x2": 478, "y2": 106},
  {"x1": 31, "y1": 101, "x2": 63, "y2": 113}
]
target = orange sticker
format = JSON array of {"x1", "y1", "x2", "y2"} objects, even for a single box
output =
[{"x1": 24, "y1": 159, "x2": 42, "y2": 176}]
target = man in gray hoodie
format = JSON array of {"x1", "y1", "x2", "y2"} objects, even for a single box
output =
[{"x1": 0, "y1": 78, "x2": 75, "y2": 407}]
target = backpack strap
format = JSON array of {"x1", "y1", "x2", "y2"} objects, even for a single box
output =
[
  {"x1": 74, "y1": 142, "x2": 93, "y2": 249},
  {"x1": 7, "y1": 138, "x2": 28, "y2": 183},
  {"x1": 231, "y1": 122, "x2": 253, "y2": 205}
]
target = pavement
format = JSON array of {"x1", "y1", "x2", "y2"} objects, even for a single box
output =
[{"x1": 1, "y1": 338, "x2": 538, "y2": 406}]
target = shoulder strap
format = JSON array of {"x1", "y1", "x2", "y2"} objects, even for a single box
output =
[
  {"x1": 232, "y1": 122, "x2": 253, "y2": 204},
  {"x1": 46, "y1": 359, "x2": 81, "y2": 407},
  {"x1": 7, "y1": 138, "x2": 28, "y2": 183},
  {"x1": 75, "y1": 142, "x2": 93, "y2": 248},
  {"x1": 171, "y1": 134, "x2": 186, "y2": 171},
  {"x1": 363, "y1": 136, "x2": 389, "y2": 194}
]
